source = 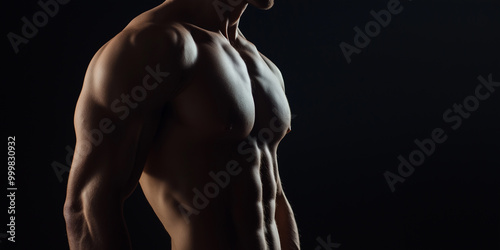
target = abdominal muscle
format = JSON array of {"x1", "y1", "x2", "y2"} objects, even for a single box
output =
[{"x1": 138, "y1": 133, "x2": 281, "y2": 250}]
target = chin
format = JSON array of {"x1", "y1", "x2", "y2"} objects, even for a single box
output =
[{"x1": 247, "y1": 0, "x2": 274, "y2": 10}]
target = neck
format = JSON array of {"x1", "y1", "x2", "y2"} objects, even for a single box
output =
[{"x1": 160, "y1": 0, "x2": 248, "y2": 43}]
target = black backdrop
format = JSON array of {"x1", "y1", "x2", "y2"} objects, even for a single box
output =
[{"x1": 2, "y1": 0, "x2": 500, "y2": 249}]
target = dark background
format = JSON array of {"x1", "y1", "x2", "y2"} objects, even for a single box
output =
[{"x1": 2, "y1": 0, "x2": 500, "y2": 249}]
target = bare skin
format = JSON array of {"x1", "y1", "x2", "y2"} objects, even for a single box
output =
[{"x1": 63, "y1": 0, "x2": 300, "y2": 249}]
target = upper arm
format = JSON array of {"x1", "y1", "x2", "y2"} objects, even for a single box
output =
[{"x1": 66, "y1": 24, "x2": 190, "y2": 208}]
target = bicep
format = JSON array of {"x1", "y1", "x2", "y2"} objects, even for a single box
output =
[
  {"x1": 67, "y1": 36, "x2": 179, "y2": 203},
  {"x1": 68, "y1": 90, "x2": 161, "y2": 205}
]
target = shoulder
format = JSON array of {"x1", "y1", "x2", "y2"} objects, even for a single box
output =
[
  {"x1": 92, "y1": 22, "x2": 196, "y2": 74},
  {"x1": 81, "y1": 22, "x2": 197, "y2": 105}
]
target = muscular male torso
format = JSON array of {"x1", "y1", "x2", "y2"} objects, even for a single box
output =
[
  {"x1": 65, "y1": 2, "x2": 297, "y2": 250},
  {"x1": 137, "y1": 23, "x2": 292, "y2": 250}
]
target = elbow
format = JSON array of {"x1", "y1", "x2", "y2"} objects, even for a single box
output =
[
  {"x1": 63, "y1": 199, "x2": 92, "y2": 250},
  {"x1": 63, "y1": 198, "x2": 90, "y2": 247},
  {"x1": 63, "y1": 198, "x2": 83, "y2": 226}
]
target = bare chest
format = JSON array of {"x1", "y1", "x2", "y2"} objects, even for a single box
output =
[{"x1": 171, "y1": 40, "x2": 291, "y2": 143}]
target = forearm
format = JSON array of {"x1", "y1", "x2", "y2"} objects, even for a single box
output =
[
  {"x1": 64, "y1": 199, "x2": 132, "y2": 250},
  {"x1": 275, "y1": 193, "x2": 300, "y2": 250}
]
